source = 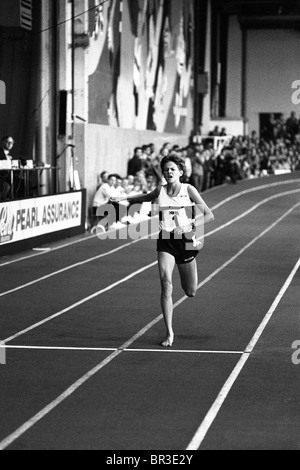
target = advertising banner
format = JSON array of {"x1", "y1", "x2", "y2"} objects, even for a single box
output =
[{"x1": 0, "y1": 192, "x2": 83, "y2": 246}]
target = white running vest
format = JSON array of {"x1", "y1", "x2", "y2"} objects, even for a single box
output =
[{"x1": 158, "y1": 184, "x2": 194, "y2": 232}]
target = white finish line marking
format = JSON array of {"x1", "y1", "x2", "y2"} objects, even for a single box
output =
[
  {"x1": 1, "y1": 345, "x2": 117, "y2": 352},
  {"x1": 1, "y1": 345, "x2": 243, "y2": 355},
  {"x1": 124, "y1": 348, "x2": 243, "y2": 355},
  {"x1": 186, "y1": 256, "x2": 300, "y2": 450}
]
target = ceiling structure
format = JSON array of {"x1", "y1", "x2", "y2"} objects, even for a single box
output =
[{"x1": 215, "y1": 0, "x2": 300, "y2": 27}]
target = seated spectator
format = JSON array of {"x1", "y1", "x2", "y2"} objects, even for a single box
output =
[
  {"x1": 259, "y1": 150, "x2": 272, "y2": 175},
  {"x1": 121, "y1": 177, "x2": 132, "y2": 195},
  {"x1": 146, "y1": 174, "x2": 156, "y2": 193},
  {"x1": 115, "y1": 176, "x2": 129, "y2": 205},
  {"x1": 92, "y1": 174, "x2": 119, "y2": 231},
  {"x1": 241, "y1": 155, "x2": 252, "y2": 179},
  {"x1": 126, "y1": 174, "x2": 135, "y2": 192},
  {"x1": 98, "y1": 170, "x2": 109, "y2": 189},
  {"x1": 92, "y1": 174, "x2": 117, "y2": 206}
]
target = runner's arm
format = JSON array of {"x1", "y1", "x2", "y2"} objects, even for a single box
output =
[
  {"x1": 187, "y1": 184, "x2": 215, "y2": 224},
  {"x1": 110, "y1": 185, "x2": 161, "y2": 205}
]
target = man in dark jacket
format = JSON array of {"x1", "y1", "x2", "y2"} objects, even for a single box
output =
[
  {"x1": 127, "y1": 147, "x2": 143, "y2": 176},
  {"x1": 0, "y1": 136, "x2": 14, "y2": 200}
]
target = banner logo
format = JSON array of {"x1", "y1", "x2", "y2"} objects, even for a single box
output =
[{"x1": 0, "y1": 206, "x2": 15, "y2": 244}]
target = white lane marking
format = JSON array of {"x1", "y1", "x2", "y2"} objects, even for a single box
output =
[
  {"x1": 0, "y1": 203, "x2": 299, "y2": 451},
  {"x1": 1, "y1": 178, "x2": 299, "y2": 268},
  {"x1": 197, "y1": 188, "x2": 300, "y2": 240},
  {"x1": 1, "y1": 188, "x2": 300, "y2": 299},
  {"x1": 124, "y1": 349, "x2": 243, "y2": 354},
  {"x1": 32, "y1": 248, "x2": 51, "y2": 252},
  {"x1": 0, "y1": 234, "x2": 157, "y2": 298},
  {"x1": 2, "y1": 262, "x2": 158, "y2": 344},
  {"x1": 1, "y1": 345, "x2": 243, "y2": 354},
  {"x1": 211, "y1": 178, "x2": 300, "y2": 210},
  {"x1": 0, "y1": 225, "x2": 132, "y2": 267},
  {"x1": 0, "y1": 349, "x2": 123, "y2": 451},
  {"x1": 1, "y1": 345, "x2": 117, "y2": 352},
  {"x1": 186, "y1": 256, "x2": 300, "y2": 450}
]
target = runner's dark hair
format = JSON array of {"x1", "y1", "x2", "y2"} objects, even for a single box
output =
[{"x1": 160, "y1": 154, "x2": 186, "y2": 174}]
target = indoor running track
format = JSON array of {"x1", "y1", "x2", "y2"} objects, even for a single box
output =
[{"x1": 0, "y1": 173, "x2": 300, "y2": 450}]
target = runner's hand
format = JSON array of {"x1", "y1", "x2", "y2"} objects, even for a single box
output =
[
  {"x1": 110, "y1": 196, "x2": 124, "y2": 203},
  {"x1": 174, "y1": 223, "x2": 194, "y2": 235}
]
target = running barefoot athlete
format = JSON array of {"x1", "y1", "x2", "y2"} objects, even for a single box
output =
[{"x1": 111, "y1": 155, "x2": 214, "y2": 347}]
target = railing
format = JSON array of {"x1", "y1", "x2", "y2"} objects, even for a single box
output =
[
  {"x1": 0, "y1": 165, "x2": 60, "y2": 201},
  {"x1": 193, "y1": 135, "x2": 233, "y2": 157}
]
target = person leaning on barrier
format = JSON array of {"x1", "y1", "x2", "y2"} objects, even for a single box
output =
[
  {"x1": 0, "y1": 136, "x2": 15, "y2": 201},
  {"x1": 91, "y1": 174, "x2": 127, "y2": 232}
]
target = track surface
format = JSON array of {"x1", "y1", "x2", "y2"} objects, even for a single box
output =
[{"x1": 0, "y1": 173, "x2": 300, "y2": 450}]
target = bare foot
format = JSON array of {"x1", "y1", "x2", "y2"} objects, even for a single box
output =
[{"x1": 161, "y1": 333, "x2": 174, "y2": 348}]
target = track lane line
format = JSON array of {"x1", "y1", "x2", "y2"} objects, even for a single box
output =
[
  {"x1": 211, "y1": 178, "x2": 300, "y2": 210},
  {"x1": 186, "y1": 255, "x2": 300, "y2": 450},
  {"x1": 2, "y1": 261, "x2": 157, "y2": 344},
  {"x1": 0, "y1": 202, "x2": 299, "y2": 450},
  {"x1": 123, "y1": 349, "x2": 243, "y2": 354},
  {"x1": 0, "y1": 349, "x2": 123, "y2": 451},
  {"x1": 0, "y1": 345, "x2": 117, "y2": 352},
  {"x1": 1, "y1": 178, "x2": 299, "y2": 268},
  {"x1": 1, "y1": 188, "x2": 300, "y2": 298},
  {"x1": 0, "y1": 345, "x2": 243, "y2": 354},
  {"x1": 199, "y1": 188, "x2": 300, "y2": 239},
  {"x1": 0, "y1": 235, "x2": 158, "y2": 298}
]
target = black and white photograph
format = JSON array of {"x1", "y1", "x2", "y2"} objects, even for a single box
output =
[{"x1": 0, "y1": 0, "x2": 300, "y2": 452}]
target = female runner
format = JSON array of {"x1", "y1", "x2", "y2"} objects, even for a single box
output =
[{"x1": 111, "y1": 154, "x2": 214, "y2": 347}]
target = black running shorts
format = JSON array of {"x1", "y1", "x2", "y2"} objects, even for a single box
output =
[{"x1": 157, "y1": 230, "x2": 199, "y2": 265}]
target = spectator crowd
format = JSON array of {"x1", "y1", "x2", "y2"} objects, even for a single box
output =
[{"x1": 91, "y1": 112, "x2": 300, "y2": 231}]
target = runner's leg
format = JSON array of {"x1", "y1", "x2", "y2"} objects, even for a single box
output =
[
  {"x1": 158, "y1": 251, "x2": 176, "y2": 347},
  {"x1": 177, "y1": 258, "x2": 198, "y2": 297}
]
